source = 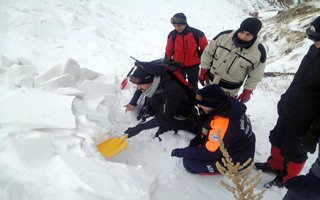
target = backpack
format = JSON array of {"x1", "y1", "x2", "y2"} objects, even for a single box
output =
[{"x1": 134, "y1": 59, "x2": 196, "y2": 104}]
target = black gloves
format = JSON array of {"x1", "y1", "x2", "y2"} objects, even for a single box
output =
[
  {"x1": 300, "y1": 122, "x2": 320, "y2": 153},
  {"x1": 171, "y1": 148, "x2": 184, "y2": 157},
  {"x1": 189, "y1": 134, "x2": 205, "y2": 147},
  {"x1": 284, "y1": 171, "x2": 320, "y2": 200},
  {"x1": 124, "y1": 124, "x2": 144, "y2": 138},
  {"x1": 300, "y1": 133, "x2": 318, "y2": 153}
]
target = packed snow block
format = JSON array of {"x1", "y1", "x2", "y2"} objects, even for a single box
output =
[
  {"x1": 78, "y1": 68, "x2": 100, "y2": 83},
  {"x1": 64, "y1": 59, "x2": 81, "y2": 82},
  {"x1": 10, "y1": 136, "x2": 56, "y2": 168},
  {"x1": 78, "y1": 80, "x2": 115, "y2": 99},
  {"x1": 0, "y1": 89, "x2": 75, "y2": 129},
  {"x1": 1, "y1": 55, "x2": 15, "y2": 67},
  {"x1": 40, "y1": 74, "x2": 77, "y2": 92},
  {"x1": 5, "y1": 64, "x2": 37, "y2": 86},
  {"x1": 17, "y1": 56, "x2": 32, "y2": 65},
  {"x1": 0, "y1": 66, "x2": 8, "y2": 74},
  {"x1": 5, "y1": 64, "x2": 37, "y2": 79},
  {"x1": 61, "y1": 153, "x2": 156, "y2": 200},
  {"x1": 34, "y1": 64, "x2": 64, "y2": 87},
  {"x1": 14, "y1": 73, "x2": 35, "y2": 88},
  {"x1": 55, "y1": 87, "x2": 84, "y2": 97}
]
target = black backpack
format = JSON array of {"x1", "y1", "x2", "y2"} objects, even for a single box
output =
[{"x1": 134, "y1": 59, "x2": 196, "y2": 104}]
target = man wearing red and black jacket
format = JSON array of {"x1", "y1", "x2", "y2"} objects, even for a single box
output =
[
  {"x1": 165, "y1": 13, "x2": 208, "y2": 91},
  {"x1": 171, "y1": 84, "x2": 255, "y2": 174}
]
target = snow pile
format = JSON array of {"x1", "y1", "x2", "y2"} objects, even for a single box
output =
[{"x1": 0, "y1": 0, "x2": 319, "y2": 200}]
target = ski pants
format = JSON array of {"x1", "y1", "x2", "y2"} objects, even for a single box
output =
[{"x1": 181, "y1": 64, "x2": 199, "y2": 91}]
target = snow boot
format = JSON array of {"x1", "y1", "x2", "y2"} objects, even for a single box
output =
[
  {"x1": 264, "y1": 161, "x2": 305, "y2": 189},
  {"x1": 264, "y1": 175, "x2": 284, "y2": 188},
  {"x1": 254, "y1": 162, "x2": 279, "y2": 175},
  {"x1": 255, "y1": 145, "x2": 284, "y2": 174},
  {"x1": 282, "y1": 161, "x2": 305, "y2": 182}
]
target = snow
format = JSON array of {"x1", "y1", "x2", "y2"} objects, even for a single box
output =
[{"x1": 0, "y1": 0, "x2": 319, "y2": 200}]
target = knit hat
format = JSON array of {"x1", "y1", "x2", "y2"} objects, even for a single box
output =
[
  {"x1": 238, "y1": 18, "x2": 262, "y2": 37},
  {"x1": 171, "y1": 13, "x2": 187, "y2": 25},
  {"x1": 196, "y1": 84, "x2": 228, "y2": 108},
  {"x1": 129, "y1": 67, "x2": 154, "y2": 84},
  {"x1": 306, "y1": 16, "x2": 320, "y2": 41}
]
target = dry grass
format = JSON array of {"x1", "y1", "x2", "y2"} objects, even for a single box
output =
[
  {"x1": 215, "y1": 133, "x2": 265, "y2": 200},
  {"x1": 260, "y1": 1, "x2": 319, "y2": 63}
]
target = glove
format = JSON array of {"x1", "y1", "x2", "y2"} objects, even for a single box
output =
[
  {"x1": 237, "y1": 89, "x2": 253, "y2": 103},
  {"x1": 199, "y1": 68, "x2": 209, "y2": 86},
  {"x1": 124, "y1": 124, "x2": 144, "y2": 138},
  {"x1": 300, "y1": 131, "x2": 319, "y2": 154},
  {"x1": 189, "y1": 134, "x2": 204, "y2": 147},
  {"x1": 171, "y1": 148, "x2": 184, "y2": 157},
  {"x1": 284, "y1": 171, "x2": 320, "y2": 199}
]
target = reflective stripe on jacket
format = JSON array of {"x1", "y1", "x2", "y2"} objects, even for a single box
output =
[{"x1": 206, "y1": 116, "x2": 229, "y2": 152}]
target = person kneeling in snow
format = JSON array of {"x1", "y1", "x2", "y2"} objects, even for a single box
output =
[
  {"x1": 171, "y1": 84, "x2": 255, "y2": 174},
  {"x1": 124, "y1": 65, "x2": 199, "y2": 139}
]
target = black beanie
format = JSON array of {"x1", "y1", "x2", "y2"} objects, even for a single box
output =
[
  {"x1": 306, "y1": 16, "x2": 320, "y2": 41},
  {"x1": 196, "y1": 84, "x2": 228, "y2": 108},
  {"x1": 171, "y1": 13, "x2": 187, "y2": 25},
  {"x1": 129, "y1": 67, "x2": 154, "y2": 84},
  {"x1": 238, "y1": 18, "x2": 262, "y2": 37}
]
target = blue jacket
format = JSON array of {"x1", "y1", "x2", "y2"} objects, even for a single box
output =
[{"x1": 177, "y1": 98, "x2": 255, "y2": 164}]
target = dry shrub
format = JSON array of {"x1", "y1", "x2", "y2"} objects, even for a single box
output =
[{"x1": 215, "y1": 134, "x2": 266, "y2": 200}]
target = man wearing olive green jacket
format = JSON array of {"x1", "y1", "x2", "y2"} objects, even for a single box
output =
[{"x1": 200, "y1": 18, "x2": 267, "y2": 103}]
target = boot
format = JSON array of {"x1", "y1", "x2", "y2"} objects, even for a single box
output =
[
  {"x1": 264, "y1": 161, "x2": 306, "y2": 189},
  {"x1": 254, "y1": 162, "x2": 279, "y2": 175},
  {"x1": 264, "y1": 175, "x2": 284, "y2": 188},
  {"x1": 255, "y1": 145, "x2": 284, "y2": 174},
  {"x1": 267, "y1": 145, "x2": 285, "y2": 171},
  {"x1": 282, "y1": 161, "x2": 305, "y2": 182}
]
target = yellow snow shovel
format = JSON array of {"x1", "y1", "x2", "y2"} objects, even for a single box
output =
[{"x1": 96, "y1": 134, "x2": 129, "y2": 158}]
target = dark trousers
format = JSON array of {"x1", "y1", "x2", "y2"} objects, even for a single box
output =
[
  {"x1": 183, "y1": 158, "x2": 220, "y2": 174},
  {"x1": 269, "y1": 100, "x2": 310, "y2": 163},
  {"x1": 181, "y1": 65, "x2": 200, "y2": 91}
]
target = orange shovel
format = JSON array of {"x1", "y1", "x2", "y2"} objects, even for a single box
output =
[{"x1": 96, "y1": 134, "x2": 129, "y2": 158}]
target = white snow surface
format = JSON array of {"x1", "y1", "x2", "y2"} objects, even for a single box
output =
[{"x1": 0, "y1": 0, "x2": 319, "y2": 200}]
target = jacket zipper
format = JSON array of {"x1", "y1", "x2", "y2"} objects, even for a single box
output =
[
  {"x1": 184, "y1": 35, "x2": 186, "y2": 65},
  {"x1": 226, "y1": 56, "x2": 237, "y2": 74}
]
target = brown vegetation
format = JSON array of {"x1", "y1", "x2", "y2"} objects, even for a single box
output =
[{"x1": 215, "y1": 134, "x2": 265, "y2": 200}]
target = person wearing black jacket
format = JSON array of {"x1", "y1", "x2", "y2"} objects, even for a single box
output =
[
  {"x1": 283, "y1": 118, "x2": 320, "y2": 200},
  {"x1": 124, "y1": 65, "x2": 198, "y2": 139},
  {"x1": 255, "y1": 16, "x2": 320, "y2": 188},
  {"x1": 171, "y1": 84, "x2": 255, "y2": 174}
]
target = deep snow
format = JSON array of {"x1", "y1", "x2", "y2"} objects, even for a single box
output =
[{"x1": 0, "y1": 0, "x2": 319, "y2": 200}]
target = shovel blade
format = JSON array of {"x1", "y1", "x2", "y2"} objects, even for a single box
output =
[{"x1": 96, "y1": 135, "x2": 128, "y2": 158}]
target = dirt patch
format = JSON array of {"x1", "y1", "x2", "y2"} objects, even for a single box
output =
[{"x1": 274, "y1": 5, "x2": 320, "y2": 23}]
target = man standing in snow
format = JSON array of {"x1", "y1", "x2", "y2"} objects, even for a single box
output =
[
  {"x1": 171, "y1": 84, "x2": 255, "y2": 174},
  {"x1": 165, "y1": 13, "x2": 208, "y2": 91},
  {"x1": 255, "y1": 16, "x2": 320, "y2": 188},
  {"x1": 283, "y1": 118, "x2": 320, "y2": 200},
  {"x1": 200, "y1": 18, "x2": 267, "y2": 103},
  {"x1": 124, "y1": 62, "x2": 199, "y2": 139}
]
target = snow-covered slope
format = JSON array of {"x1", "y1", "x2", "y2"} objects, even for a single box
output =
[{"x1": 0, "y1": 0, "x2": 319, "y2": 200}]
